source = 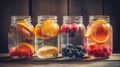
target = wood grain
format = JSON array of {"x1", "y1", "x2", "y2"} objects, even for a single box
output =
[
  {"x1": 0, "y1": 54, "x2": 120, "y2": 67},
  {"x1": 0, "y1": 0, "x2": 29, "y2": 53}
]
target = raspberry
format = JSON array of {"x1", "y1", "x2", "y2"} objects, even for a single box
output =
[
  {"x1": 61, "y1": 24, "x2": 69, "y2": 33},
  {"x1": 102, "y1": 46, "x2": 109, "y2": 52},
  {"x1": 88, "y1": 49, "x2": 94, "y2": 55},
  {"x1": 89, "y1": 44, "x2": 96, "y2": 49},
  {"x1": 71, "y1": 23, "x2": 79, "y2": 32},
  {"x1": 9, "y1": 49, "x2": 17, "y2": 56}
]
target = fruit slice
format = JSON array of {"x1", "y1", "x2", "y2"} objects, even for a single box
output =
[
  {"x1": 91, "y1": 19, "x2": 110, "y2": 43},
  {"x1": 41, "y1": 19, "x2": 59, "y2": 37},
  {"x1": 15, "y1": 42, "x2": 34, "y2": 58},
  {"x1": 36, "y1": 46, "x2": 58, "y2": 58},
  {"x1": 35, "y1": 24, "x2": 50, "y2": 39},
  {"x1": 16, "y1": 19, "x2": 34, "y2": 40},
  {"x1": 17, "y1": 42, "x2": 34, "y2": 53}
]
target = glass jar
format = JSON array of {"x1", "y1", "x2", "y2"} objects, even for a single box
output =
[
  {"x1": 8, "y1": 16, "x2": 34, "y2": 58},
  {"x1": 60, "y1": 16, "x2": 86, "y2": 58},
  {"x1": 35, "y1": 16, "x2": 59, "y2": 59},
  {"x1": 86, "y1": 16, "x2": 113, "y2": 58}
]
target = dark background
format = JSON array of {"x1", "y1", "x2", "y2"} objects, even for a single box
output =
[{"x1": 0, "y1": 0, "x2": 119, "y2": 53}]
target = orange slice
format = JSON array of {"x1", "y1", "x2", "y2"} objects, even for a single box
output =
[
  {"x1": 16, "y1": 19, "x2": 34, "y2": 40},
  {"x1": 17, "y1": 42, "x2": 34, "y2": 53},
  {"x1": 41, "y1": 19, "x2": 59, "y2": 37},
  {"x1": 35, "y1": 24, "x2": 50, "y2": 39},
  {"x1": 91, "y1": 19, "x2": 109, "y2": 43}
]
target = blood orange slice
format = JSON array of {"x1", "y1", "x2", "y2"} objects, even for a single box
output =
[
  {"x1": 91, "y1": 19, "x2": 109, "y2": 43},
  {"x1": 17, "y1": 42, "x2": 34, "y2": 53}
]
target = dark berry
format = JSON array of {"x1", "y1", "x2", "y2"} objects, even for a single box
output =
[
  {"x1": 68, "y1": 51, "x2": 73, "y2": 58},
  {"x1": 71, "y1": 49, "x2": 78, "y2": 55},
  {"x1": 62, "y1": 52, "x2": 67, "y2": 57},
  {"x1": 69, "y1": 30, "x2": 75, "y2": 37},
  {"x1": 76, "y1": 45, "x2": 86, "y2": 52},
  {"x1": 66, "y1": 43, "x2": 73, "y2": 48}
]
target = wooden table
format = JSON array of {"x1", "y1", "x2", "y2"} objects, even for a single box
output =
[{"x1": 0, "y1": 53, "x2": 120, "y2": 67}]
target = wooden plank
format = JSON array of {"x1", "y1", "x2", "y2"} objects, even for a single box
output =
[
  {"x1": 0, "y1": 0, "x2": 29, "y2": 53},
  {"x1": 103, "y1": 0, "x2": 120, "y2": 53},
  {"x1": 0, "y1": 61, "x2": 120, "y2": 67},
  {"x1": 69, "y1": 0, "x2": 88, "y2": 26},
  {"x1": 32, "y1": 0, "x2": 68, "y2": 25},
  {"x1": 0, "y1": 54, "x2": 120, "y2": 67}
]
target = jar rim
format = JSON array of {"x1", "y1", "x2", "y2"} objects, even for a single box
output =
[
  {"x1": 89, "y1": 15, "x2": 110, "y2": 20},
  {"x1": 63, "y1": 16, "x2": 83, "y2": 24},
  {"x1": 38, "y1": 15, "x2": 57, "y2": 19}
]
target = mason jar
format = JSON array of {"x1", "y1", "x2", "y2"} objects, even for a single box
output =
[
  {"x1": 86, "y1": 16, "x2": 113, "y2": 58},
  {"x1": 8, "y1": 16, "x2": 34, "y2": 58},
  {"x1": 35, "y1": 16, "x2": 60, "y2": 59},
  {"x1": 60, "y1": 16, "x2": 86, "y2": 58}
]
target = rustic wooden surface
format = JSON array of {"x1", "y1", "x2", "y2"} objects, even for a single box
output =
[{"x1": 0, "y1": 54, "x2": 120, "y2": 67}]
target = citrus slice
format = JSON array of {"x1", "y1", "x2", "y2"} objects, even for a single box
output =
[
  {"x1": 36, "y1": 46, "x2": 58, "y2": 58},
  {"x1": 35, "y1": 24, "x2": 50, "y2": 39},
  {"x1": 41, "y1": 19, "x2": 59, "y2": 37},
  {"x1": 17, "y1": 42, "x2": 34, "y2": 53},
  {"x1": 91, "y1": 19, "x2": 109, "y2": 43},
  {"x1": 16, "y1": 19, "x2": 34, "y2": 40}
]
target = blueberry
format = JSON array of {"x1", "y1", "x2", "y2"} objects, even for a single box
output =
[
  {"x1": 71, "y1": 49, "x2": 78, "y2": 55},
  {"x1": 66, "y1": 43, "x2": 73, "y2": 48},
  {"x1": 65, "y1": 48, "x2": 71, "y2": 53},
  {"x1": 75, "y1": 52, "x2": 81, "y2": 58},
  {"x1": 68, "y1": 51, "x2": 73, "y2": 58},
  {"x1": 79, "y1": 51, "x2": 85, "y2": 57},
  {"x1": 62, "y1": 52, "x2": 67, "y2": 57},
  {"x1": 76, "y1": 45, "x2": 86, "y2": 52},
  {"x1": 69, "y1": 30, "x2": 75, "y2": 37}
]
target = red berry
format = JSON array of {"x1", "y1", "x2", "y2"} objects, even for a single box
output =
[
  {"x1": 72, "y1": 23, "x2": 79, "y2": 32},
  {"x1": 9, "y1": 48, "x2": 17, "y2": 56},
  {"x1": 61, "y1": 24, "x2": 71, "y2": 33},
  {"x1": 101, "y1": 52, "x2": 106, "y2": 57},
  {"x1": 89, "y1": 44, "x2": 96, "y2": 49},
  {"x1": 88, "y1": 49, "x2": 94, "y2": 55},
  {"x1": 109, "y1": 48, "x2": 112, "y2": 52},
  {"x1": 106, "y1": 51, "x2": 111, "y2": 57},
  {"x1": 102, "y1": 46, "x2": 109, "y2": 52}
]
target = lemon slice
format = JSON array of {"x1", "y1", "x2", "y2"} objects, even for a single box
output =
[{"x1": 36, "y1": 46, "x2": 58, "y2": 58}]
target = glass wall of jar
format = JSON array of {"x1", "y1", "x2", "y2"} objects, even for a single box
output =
[
  {"x1": 35, "y1": 16, "x2": 59, "y2": 59},
  {"x1": 8, "y1": 16, "x2": 34, "y2": 58},
  {"x1": 60, "y1": 16, "x2": 86, "y2": 58},
  {"x1": 86, "y1": 16, "x2": 113, "y2": 58}
]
